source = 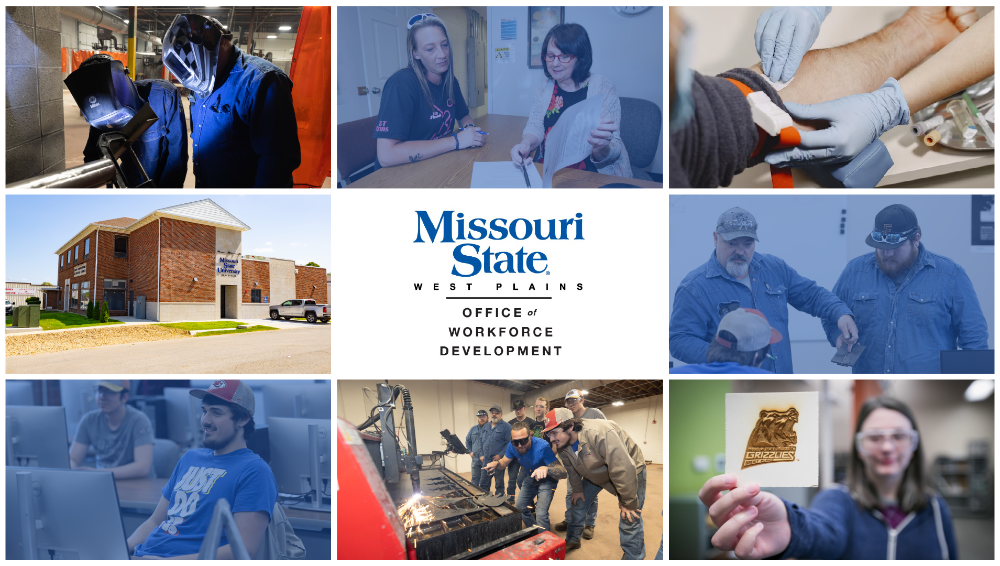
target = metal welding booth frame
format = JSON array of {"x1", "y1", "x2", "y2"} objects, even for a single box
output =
[{"x1": 337, "y1": 380, "x2": 566, "y2": 560}]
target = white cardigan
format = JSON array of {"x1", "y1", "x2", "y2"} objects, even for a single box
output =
[{"x1": 522, "y1": 72, "x2": 633, "y2": 179}]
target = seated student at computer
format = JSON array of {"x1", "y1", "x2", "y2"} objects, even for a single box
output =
[
  {"x1": 128, "y1": 380, "x2": 278, "y2": 559},
  {"x1": 69, "y1": 380, "x2": 154, "y2": 479}
]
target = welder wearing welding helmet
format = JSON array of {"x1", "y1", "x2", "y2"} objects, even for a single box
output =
[
  {"x1": 65, "y1": 54, "x2": 188, "y2": 188},
  {"x1": 162, "y1": 13, "x2": 301, "y2": 188}
]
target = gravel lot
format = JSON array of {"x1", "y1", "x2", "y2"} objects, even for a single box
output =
[{"x1": 6, "y1": 325, "x2": 190, "y2": 357}]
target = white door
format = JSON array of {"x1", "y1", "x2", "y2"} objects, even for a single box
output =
[
  {"x1": 64, "y1": 279, "x2": 70, "y2": 312},
  {"x1": 357, "y1": 6, "x2": 430, "y2": 119}
]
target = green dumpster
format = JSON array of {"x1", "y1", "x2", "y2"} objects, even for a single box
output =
[
  {"x1": 9, "y1": 306, "x2": 18, "y2": 327},
  {"x1": 14, "y1": 306, "x2": 29, "y2": 327},
  {"x1": 28, "y1": 305, "x2": 40, "y2": 327}
]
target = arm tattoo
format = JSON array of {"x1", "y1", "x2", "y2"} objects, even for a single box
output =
[
  {"x1": 408, "y1": 153, "x2": 424, "y2": 163},
  {"x1": 547, "y1": 461, "x2": 568, "y2": 480}
]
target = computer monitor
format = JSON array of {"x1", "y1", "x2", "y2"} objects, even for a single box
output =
[
  {"x1": 6, "y1": 406, "x2": 71, "y2": 469},
  {"x1": 59, "y1": 380, "x2": 99, "y2": 442},
  {"x1": 163, "y1": 387, "x2": 204, "y2": 449},
  {"x1": 261, "y1": 383, "x2": 331, "y2": 419},
  {"x1": 6, "y1": 467, "x2": 130, "y2": 559},
  {"x1": 268, "y1": 417, "x2": 331, "y2": 511},
  {"x1": 5, "y1": 381, "x2": 34, "y2": 406},
  {"x1": 940, "y1": 350, "x2": 995, "y2": 374}
]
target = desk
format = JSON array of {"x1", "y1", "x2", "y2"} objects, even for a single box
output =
[{"x1": 348, "y1": 114, "x2": 663, "y2": 188}]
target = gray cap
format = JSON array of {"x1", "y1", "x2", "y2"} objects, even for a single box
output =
[
  {"x1": 716, "y1": 308, "x2": 782, "y2": 352},
  {"x1": 716, "y1": 207, "x2": 759, "y2": 242},
  {"x1": 490, "y1": 404, "x2": 502, "y2": 413}
]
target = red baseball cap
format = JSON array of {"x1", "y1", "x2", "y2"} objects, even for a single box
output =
[{"x1": 189, "y1": 380, "x2": 255, "y2": 416}]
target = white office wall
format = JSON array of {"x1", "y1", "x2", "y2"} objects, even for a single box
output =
[
  {"x1": 598, "y1": 394, "x2": 663, "y2": 464},
  {"x1": 248, "y1": 36, "x2": 297, "y2": 61},
  {"x1": 669, "y1": 196, "x2": 995, "y2": 374},
  {"x1": 488, "y1": 6, "x2": 663, "y2": 174},
  {"x1": 434, "y1": 7, "x2": 488, "y2": 120}
]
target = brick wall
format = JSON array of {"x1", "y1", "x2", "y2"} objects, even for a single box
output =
[
  {"x1": 95, "y1": 231, "x2": 130, "y2": 315},
  {"x1": 159, "y1": 218, "x2": 215, "y2": 303},
  {"x1": 242, "y1": 259, "x2": 270, "y2": 303},
  {"x1": 43, "y1": 289, "x2": 59, "y2": 309},
  {"x1": 295, "y1": 265, "x2": 328, "y2": 303},
  {"x1": 56, "y1": 228, "x2": 98, "y2": 315},
  {"x1": 129, "y1": 221, "x2": 160, "y2": 302}
]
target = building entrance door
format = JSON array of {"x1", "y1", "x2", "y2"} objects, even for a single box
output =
[
  {"x1": 129, "y1": 290, "x2": 134, "y2": 316},
  {"x1": 137, "y1": 295, "x2": 146, "y2": 319},
  {"x1": 220, "y1": 286, "x2": 226, "y2": 318}
]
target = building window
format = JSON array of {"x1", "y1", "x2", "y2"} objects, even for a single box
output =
[
  {"x1": 60, "y1": 254, "x2": 63, "y2": 267},
  {"x1": 81, "y1": 281, "x2": 90, "y2": 305},
  {"x1": 104, "y1": 289, "x2": 125, "y2": 311},
  {"x1": 71, "y1": 283, "x2": 79, "y2": 309},
  {"x1": 114, "y1": 237, "x2": 128, "y2": 258},
  {"x1": 251, "y1": 289, "x2": 262, "y2": 303},
  {"x1": 75, "y1": 245, "x2": 79, "y2": 262},
  {"x1": 84, "y1": 237, "x2": 90, "y2": 259},
  {"x1": 103, "y1": 279, "x2": 126, "y2": 290}
]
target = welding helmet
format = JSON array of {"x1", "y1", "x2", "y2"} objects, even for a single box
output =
[
  {"x1": 162, "y1": 13, "x2": 232, "y2": 97},
  {"x1": 64, "y1": 54, "x2": 142, "y2": 131},
  {"x1": 541, "y1": 408, "x2": 574, "y2": 434}
]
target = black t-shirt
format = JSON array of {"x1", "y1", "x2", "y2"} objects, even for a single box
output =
[
  {"x1": 372, "y1": 67, "x2": 470, "y2": 171},
  {"x1": 508, "y1": 416, "x2": 537, "y2": 432},
  {"x1": 538, "y1": 82, "x2": 597, "y2": 172}
]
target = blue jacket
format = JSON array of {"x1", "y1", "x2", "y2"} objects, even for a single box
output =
[
  {"x1": 777, "y1": 485, "x2": 957, "y2": 560},
  {"x1": 84, "y1": 79, "x2": 187, "y2": 188},
  {"x1": 821, "y1": 243, "x2": 989, "y2": 373},
  {"x1": 480, "y1": 419, "x2": 512, "y2": 460},
  {"x1": 190, "y1": 45, "x2": 300, "y2": 187},
  {"x1": 466, "y1": 422, "x2": 486, "y2": 456},
  {"x1": 670, "y1": 250, "x2": 852, "y2": 373},
  {"x1": 669, "y1": 361, "x2": 772, "y2": 374}
]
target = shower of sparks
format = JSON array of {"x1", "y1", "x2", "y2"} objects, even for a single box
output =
[{"x1": 398, "y1": 494, "x2": 432, "y2": 535}]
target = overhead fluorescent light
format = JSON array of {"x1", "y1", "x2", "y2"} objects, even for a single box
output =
[
  {"x1": 267, "y1": 35, "x2": 277, "y2": 39},
  {"x1": 580, "y1": 390, "x2": 588, "y2": 395},
  {"x1": 279, "y1": 25, "x2": 291, "y2": 31},
  {"x1": 964, "y1": 380, "x2": 994, "y2": 402},
  {"x1": 612, "y1": 401, "x2": 624, "y2": 406}
]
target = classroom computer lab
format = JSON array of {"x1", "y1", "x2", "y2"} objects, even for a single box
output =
[{"x1": 5, "y1": 379, "x2": 331, "y2": 559}]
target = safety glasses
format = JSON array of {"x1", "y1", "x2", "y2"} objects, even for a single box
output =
[
  {"x1": 511, "y1": 437, "x2": 531, "y2": 447},
  {"x1": 408, "y1": 13, "x2": 439, "y2": 29},
  {"x1": 870, "y1": 228, "x2": 915, "y2": 244},
  {"x1": 855, "y1": 429, "x2": 919, "y2": 453}
]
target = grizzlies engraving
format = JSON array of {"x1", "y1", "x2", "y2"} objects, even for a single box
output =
[{"x1": 742, "y1": 408, "x2": 798, "y2": 469}]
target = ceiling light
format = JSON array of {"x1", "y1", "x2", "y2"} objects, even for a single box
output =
[
  {"x1": 267, "y1": 35, "x2": 277, "y2": 39},
  {"x1": 580, "y1": 390, "x2": 588, "y2": 395},
  {"x1": 279, "y1": 25, "x2": 291, "y2": 31},
  {"x1": 612, "y1": 401, "x2": 624, "y2": 406},
  {"x1": 964, "y1": 380, "x2": 994, "y2": 402}
]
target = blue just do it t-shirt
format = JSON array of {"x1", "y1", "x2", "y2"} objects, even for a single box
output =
[
  {"x1": 134, "y1": 448, "x2": 277, "y2": 558},
  {"x1": 505, "y1": 436, "x2": 559, "y2": 475}
]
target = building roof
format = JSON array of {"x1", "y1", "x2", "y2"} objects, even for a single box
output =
[{"x1": 55, "y1": 199, "x2": 251, "y2": 255}]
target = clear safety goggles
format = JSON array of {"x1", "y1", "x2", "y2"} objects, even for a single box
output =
[{"x1": 855, "y1": 428, "x2": 919, "y2": 454}]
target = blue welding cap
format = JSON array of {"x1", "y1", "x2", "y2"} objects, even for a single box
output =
[{"x1": 64, "y1": 54, "x2": 142, "y2": 131}]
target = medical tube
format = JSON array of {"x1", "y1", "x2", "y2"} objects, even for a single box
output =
[
  {"x1": 946, "y1": 99, "x2": 978, "y2": 139},
  {"x1": 910, "y1": 115, "x2": 944, "y2": 137}
]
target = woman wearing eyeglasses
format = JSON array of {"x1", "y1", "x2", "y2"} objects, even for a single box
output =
[
  {"x1": 373, "y1": 13, "x2": 485, "y2": 170},
  {"x1": 510, "y1": 23, "x2": 632, "y2": 178},
  {"x1": 697, "y1": 397, "x2": 957, "y2": 560}
]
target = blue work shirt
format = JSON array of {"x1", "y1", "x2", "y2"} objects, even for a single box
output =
[
  {"x1": 821, "y1": 243, "x2": 989, "y2": 374},
  {"x1": 480, "y1": 419, "x2": 512, "y2": 460},
  {"x1": 670, "y1": 250, "x2": 853, "y2": 373},
  {"x1": 190, "y1": 45, "x2": 300, "y2": 187},
  {"x1": 505, "y1": 436, "x2": 558, "y2": 475},
  {"x1": 466, "y1": 422, "x2": 486, "y2": 456},
  {"x1": 84, "y1": 79, "x2": 188, "y2": 188},
  {"x1": 670, "y1": 361, "x2": 773, "y2": 374}
]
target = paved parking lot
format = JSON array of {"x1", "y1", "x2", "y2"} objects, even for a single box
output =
[{"x1": 6, "y1": 326, "x2": 331, "y2": 374}]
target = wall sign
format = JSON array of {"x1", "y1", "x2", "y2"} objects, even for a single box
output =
[
  {"x1": 74, "y1": 264, "x2": 87, "y2": 277},
  {"x1": 6, "y1": 288, "x2": 37, "y2": 295},
  {"x1": 217, "y1": 256, "x2": 241, "y2": 276},
  {"x1": 242, "y1": 254, "x2": 268, "y2": 261}
]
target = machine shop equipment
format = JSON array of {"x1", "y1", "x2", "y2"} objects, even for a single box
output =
[{"x1": 337, "y1": 380, "x2": 566, "y2": 560}]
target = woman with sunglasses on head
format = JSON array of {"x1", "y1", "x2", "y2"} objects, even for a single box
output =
[
  {"x1": 510, "y1": 23, "x2": 632, "y2": 179},
  {"x1": 373, "y1": 13, "x2": 484, "y2": 170},
  {"x1": 697, "y1": 396, "x2": 958, "y2": 560}
]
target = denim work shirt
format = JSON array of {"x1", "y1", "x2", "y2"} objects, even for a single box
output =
[
  {"x1": 820, "y1": 244, "x2": 989, "y2": 374},
  {"x1": 670, "y1": 250, "x2": 853, "y2": 373},
  {"x1": 84, "y1": 79, "x2": 188, "y2": 188},
  {"x1": 190, "y1": 45, "x2": 301, "y2": 187},
  {"x1": 481, "y1": 419, "x2": 512, "y2": 460},
  {"x1": 466, "y1": 422, "x2": 486, "y2": 456}
]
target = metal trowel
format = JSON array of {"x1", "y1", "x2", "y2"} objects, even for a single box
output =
[{"x1": 831, "y1": 343, "x2": 865, "y2": 367}]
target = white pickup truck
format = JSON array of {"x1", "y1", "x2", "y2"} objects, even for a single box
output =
[{"x1": 269, "y1": 299, "x2": 330, "y2": 323}]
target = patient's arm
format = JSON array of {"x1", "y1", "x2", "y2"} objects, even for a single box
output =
[{"x1": 750, "y1": 6, "x2": 979, "y2": 105}]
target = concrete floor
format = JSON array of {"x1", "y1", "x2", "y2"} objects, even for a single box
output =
[
  {"x1": 62, "y1": 88, "x2": 331, "y2": 188},
  {"x1": 456, "y1": 463, "x2": 664, "y2": 560}
]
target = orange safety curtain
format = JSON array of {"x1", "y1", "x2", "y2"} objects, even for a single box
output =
[
  {"x1": 61, "y1": 47, "x2": 69, "y2": 72},
  {"x1": 70, "y1": 50, "x2": 129, "y2": 73},
  {"x1": 289, "y1": 6, "x2": 331, "y2": 188}
]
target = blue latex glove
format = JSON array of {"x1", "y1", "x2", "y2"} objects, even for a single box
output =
[
  {"x1": 755, "y1": 6, "x2": 832, "y2": 83},
  {"x1": 765, "y1": 78, "x2": 911, "y2": 168}
]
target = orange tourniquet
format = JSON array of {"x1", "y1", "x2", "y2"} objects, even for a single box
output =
[
  {"x1": 725, "y1": 78, "x2": 800, "y2": 188},
  {"x1": 290, "y1": 6, "x2": 332, "y2": 188}
]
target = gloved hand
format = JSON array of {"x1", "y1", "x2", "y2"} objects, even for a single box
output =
[
  {"x1": 755, "y1": 6, "x2": 832, "y2": 83},
  {"x1": 764, "y1": 78, "x2": 910, "y2": 168}
]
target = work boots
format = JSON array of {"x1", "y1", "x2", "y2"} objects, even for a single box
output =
[{"x1": 553, "y1": 520, "x2": 568, "y2": 531}]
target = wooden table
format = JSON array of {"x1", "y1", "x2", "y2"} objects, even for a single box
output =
[{"x1": 348, "y1": 114, "x2": 663, "y2": 188}]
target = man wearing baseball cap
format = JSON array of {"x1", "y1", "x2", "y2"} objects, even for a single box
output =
[
  {"x1": 542, "y1": 408, "x2": 647, "y2": 558},
  {"x1": 466, "y1": 409, "x2": 489, "y2": 487},
  {"x1": 478, "y1": 403, "x2": 512, "y2": 497},
  {"x1": 822, "y1": 204, "x2": 988, "y2": 373},
  {"x1": 505, "y1": 399, "x2": 538, "y2": 502},
  {"x1": 70, "y1": 380, "x2": 154, "y2": 479},
  {"x1": 128, "y1": 380, "x2": 278, "y2": 559},
  {"x1": 553, "y1": 390, "x2": 605, "y2": 538},
  {"x1": 671, "y1": 308, "x2": 782, "y2": 373},
  {"x1": 671, "y1": 206, "x2": 859, "y2": 373}
]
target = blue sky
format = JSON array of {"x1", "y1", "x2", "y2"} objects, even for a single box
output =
[{"x1": 5, "y1": 195, "x2": 331, "y2": 284}]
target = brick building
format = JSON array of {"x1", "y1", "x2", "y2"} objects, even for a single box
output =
[{"x1": 54, "y1": 199, "x2": 327, "y2": 322}]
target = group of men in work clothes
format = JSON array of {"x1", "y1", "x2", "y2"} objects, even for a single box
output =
[{"x1": 465, "y1": 389, "x2": 648, "y2": 559}]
